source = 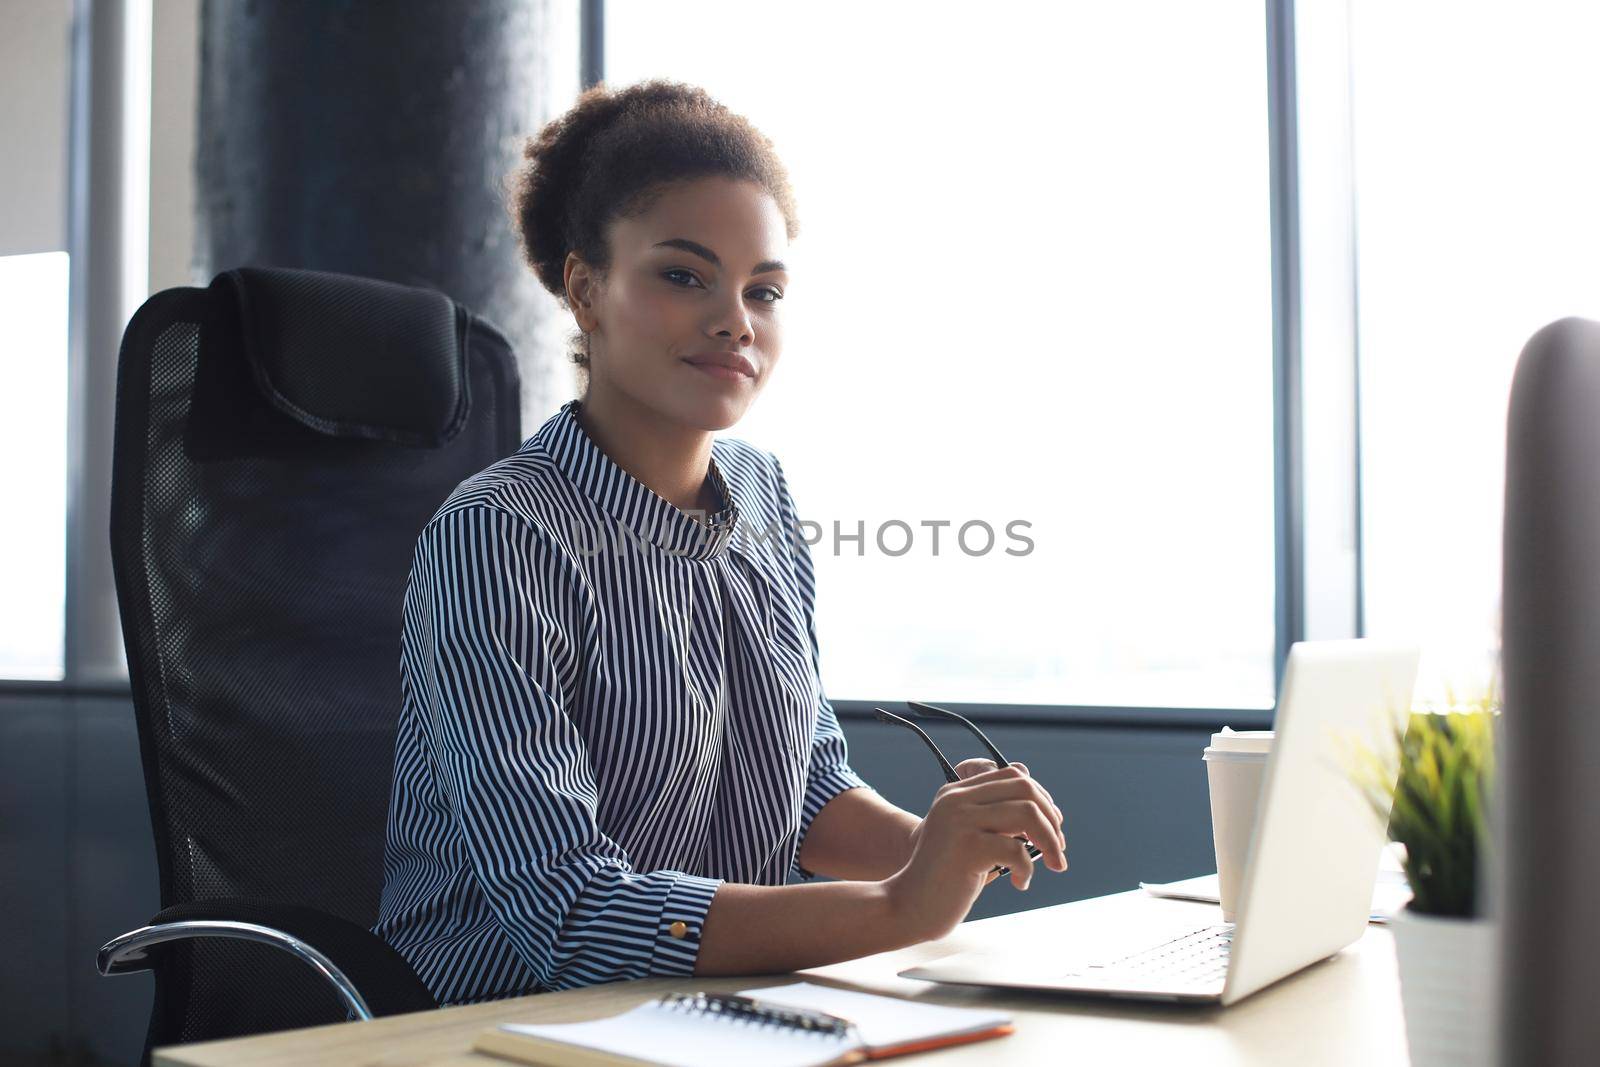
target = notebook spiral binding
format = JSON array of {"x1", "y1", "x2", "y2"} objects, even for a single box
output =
[{"x1": 659, "y1": 991, "x2": 855, "y2": 1039}]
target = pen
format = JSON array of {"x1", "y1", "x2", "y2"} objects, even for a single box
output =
[{"x1": 666, "y1": 991, "x2": 859, "y2": 1037}]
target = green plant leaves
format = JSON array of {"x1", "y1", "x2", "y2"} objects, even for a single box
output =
[{"x1": 1342, "y1": 689, "x2": 1498, "y2": 918}]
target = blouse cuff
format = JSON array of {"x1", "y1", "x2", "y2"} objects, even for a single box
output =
[
  {"x1": 648, "y1": 872, "x2": 724, "y2": 975},
  {"x1": 793, "y1": 766, "x2": 874, "y2": 881}
]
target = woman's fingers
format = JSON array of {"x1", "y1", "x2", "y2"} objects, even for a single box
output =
[
  {"x1": 992, "y1": 837, "x2": 1036, "y2": 890},
  {"x1": 944, "y1": 765, "x2": 1029, "y2": 791},
  {"x1": 934, "y1": 765, "x2": 1015, "y2": 802},
  {"x1": 976, "y1": 800, "x2": 1069, "y2": 871},
  {"x1": 954, "y1": 775, "x2": 1067, "y2": 851},
  {"x1": 1010, "y1": 763, "x2": 1066, "y2": 833},
  {"x1": 977, "y1": 837, "x2": 1034, "y2": 891},
  {"x1": 974, "y1": 765, "x2": 1064, "y2": 839},
  {"x1": 952, "y1": 757, "x2": 999, "y2": 780},
  {"x1": 934, "y1": 765, "x2": 1069, "y2": 870}
]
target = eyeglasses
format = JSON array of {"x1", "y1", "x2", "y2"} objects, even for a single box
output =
[{"x1": 874, "y1": 700, "x2": 1045, "y2": 882}]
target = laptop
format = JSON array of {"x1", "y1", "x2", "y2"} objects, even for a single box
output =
[{"x1": 900, "y1": 638, "x2": 1421, "y2": 1006}]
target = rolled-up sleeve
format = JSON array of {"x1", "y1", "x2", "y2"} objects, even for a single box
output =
[
  {"x1": 771, "y1": 459, "x2": 874, "y2": 881},
  {"x1": 406, "y1": 504, "x2": 723, "y2": 988}
]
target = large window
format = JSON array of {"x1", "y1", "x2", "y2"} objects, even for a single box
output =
[
  {"x1": 0, "y1": 251, "x2": 70, "y2": 679},
  {"x1": 0, "y1": 2, "x2": 73, "y2": 681},
  {"x1": 24, "y1": 2, "x2": 1582, "y2": 710},
  {"x1": 606, "y1": 1, "x2": 1279, "y2": 709},
  {"x1": 1350, "y1": 0, "x2": 1600, "y2": 703}
]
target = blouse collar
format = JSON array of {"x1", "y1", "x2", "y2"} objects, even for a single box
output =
[{"x1": 538, "y1": 398, "x2": 739, "y2": 562}]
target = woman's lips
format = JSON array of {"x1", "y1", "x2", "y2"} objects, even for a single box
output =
[{"x1": 683, "y1": 359, "x2": 754, "y2": 383}]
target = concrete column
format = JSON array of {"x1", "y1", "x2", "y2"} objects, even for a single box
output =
[{"x1": 195, "y1": 0, "x2": 579, "y2": 426}]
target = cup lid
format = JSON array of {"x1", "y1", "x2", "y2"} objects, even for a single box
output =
[{"x1": 1207, "y1": 726, "x2": 1274, "y2": 754}]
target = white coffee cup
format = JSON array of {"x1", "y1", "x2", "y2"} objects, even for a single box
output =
[{"x1": 1202, "y1": 727, "x2": 1275, "y2": 922}]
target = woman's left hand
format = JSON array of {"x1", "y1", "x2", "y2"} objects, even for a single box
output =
[{"x1": 906, "y1": 759, "x2": 1065, "y2": 884}]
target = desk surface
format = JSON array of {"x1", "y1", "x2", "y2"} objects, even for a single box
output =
[{"x1": 154, "y1": 890, "x2": 1408, "y2": 1066}]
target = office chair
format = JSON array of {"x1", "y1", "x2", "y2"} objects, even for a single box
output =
[{"x1": 95, "y1": 266, "x2": 522, "y2": 1062}]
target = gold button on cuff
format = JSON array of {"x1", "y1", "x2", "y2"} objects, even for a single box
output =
[{"x1": 668, "y1": 920, "x2": 688, "y2": 939}]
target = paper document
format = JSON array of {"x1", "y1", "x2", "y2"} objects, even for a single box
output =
[{"x1": 1140, "y1": 846, "x2": 1413, "y2": 923}]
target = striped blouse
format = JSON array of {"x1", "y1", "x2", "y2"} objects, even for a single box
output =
[{"x1": 372, "y1": 397, "x2": 872, "y2": 1005}]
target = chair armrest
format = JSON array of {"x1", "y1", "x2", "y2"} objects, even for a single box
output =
[
  {"x1": 97, "y1": 898, "x2": 436, "y2": 1019},
  {"x1": 99, "y1": 917, "x2": 377, "y2": 1020}
]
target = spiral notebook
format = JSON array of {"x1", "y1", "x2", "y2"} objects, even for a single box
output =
[{"x1": 472, "y1": 982, "x2": 1014, "y2": 1067}]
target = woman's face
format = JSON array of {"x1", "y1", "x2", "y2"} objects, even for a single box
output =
[{"x1": 564, "y1": 176, "x2": 790, "y2": 432}]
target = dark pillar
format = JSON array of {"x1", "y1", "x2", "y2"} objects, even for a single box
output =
[
  {"x1": 196, "y1": 0, "x2": 573, "y2": 424},
  {"x1": 1501, "y1": 317, "x2": 1600, "y2": 1062}
]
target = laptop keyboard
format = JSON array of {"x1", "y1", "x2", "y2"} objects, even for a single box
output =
[{"x1": 1065, "y1": 925, "x2": 1234, "y2": 986}]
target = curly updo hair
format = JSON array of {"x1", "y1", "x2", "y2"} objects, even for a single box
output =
[{"x1": 508, "y1": 78, "x2": 801, "y2": 384}]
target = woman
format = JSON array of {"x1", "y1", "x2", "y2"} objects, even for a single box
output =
[{"x1": 373, "y1": 79, "x2": 1068, "y2": 1005}]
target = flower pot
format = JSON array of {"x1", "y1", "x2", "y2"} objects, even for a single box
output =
[{"x1": 1389, "y1": 906, "x2": 1497, "y2": 1066}]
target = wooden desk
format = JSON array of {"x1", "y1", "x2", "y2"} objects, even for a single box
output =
[{"x1": 154, "y1": 890, "x2": 1408, "y2": 1066}]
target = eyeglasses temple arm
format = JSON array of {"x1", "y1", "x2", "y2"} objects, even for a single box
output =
[
  {"x1": 873, "y1": 708, "x2": 961, "y2": 783},
  {"x1": 906, "y1": 700, "x2": 1010, "y2": 767},
  {"x1": 877, "y1": 707, "x2": 1045, "y2": 882}
]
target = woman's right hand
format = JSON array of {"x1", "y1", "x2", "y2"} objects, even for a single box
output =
[{"x1": 883, "y1": 764, "x2": 1069, "y2": 943}]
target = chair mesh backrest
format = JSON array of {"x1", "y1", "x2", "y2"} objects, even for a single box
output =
[{"x1": 110, "y1": 268, "x2": 520, "y2": 1047}]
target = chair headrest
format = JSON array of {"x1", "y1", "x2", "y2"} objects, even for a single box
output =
[{"x1": 215, "y1": 266, "x2": 471, "y2": 447}]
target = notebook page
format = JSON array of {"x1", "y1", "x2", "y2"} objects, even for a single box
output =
[
  {"x1": 735, "y1": 982, "x2": 1012, "y2": 1050},
  {"x1": 497, "y1": 999, "x2": 855, "y2": 1067}
]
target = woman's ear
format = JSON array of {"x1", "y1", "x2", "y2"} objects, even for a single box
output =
[{"x1": 564, "y1": 252, "x2": 600, "y2": 330}]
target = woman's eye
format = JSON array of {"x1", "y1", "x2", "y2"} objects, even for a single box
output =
[{"x1": 664, "y1": 269, "x2": 783, "y2": 304}]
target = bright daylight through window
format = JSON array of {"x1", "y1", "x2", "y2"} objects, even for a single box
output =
[
  {"x1": 1350, "y1": 0, "x2": 1600, "y2": 704},
  {"x1": 0, "y1": 251, "x2": 70, "y2": 680},
  {"x1": 606, "y1": 1, "x2": 1278, "y2": 709}
]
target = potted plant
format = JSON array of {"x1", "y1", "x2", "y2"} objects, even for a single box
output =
[{"x1": 1347, "y1": 688, "x2": 1499, "y2": 1067}]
